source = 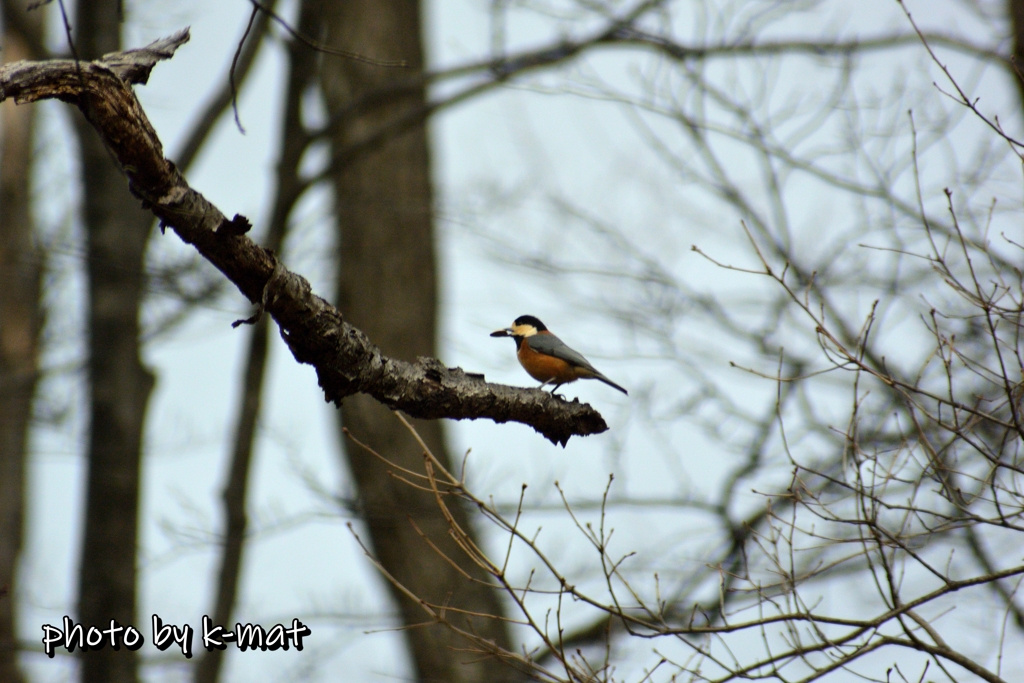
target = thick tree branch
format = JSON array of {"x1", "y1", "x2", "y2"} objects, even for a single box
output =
[{"x1": 0, "y1": 30, "x2": 608, "y2": 445}]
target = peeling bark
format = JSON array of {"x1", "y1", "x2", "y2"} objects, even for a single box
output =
[{"x1": 0, "y1": 30, "x2": 609, "y2": 446}]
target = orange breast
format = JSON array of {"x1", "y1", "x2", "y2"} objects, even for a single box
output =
[{"x1": 517, "y1": 339, "x2": 578, "y2": 384}]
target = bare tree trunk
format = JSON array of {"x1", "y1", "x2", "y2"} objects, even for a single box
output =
[
  {"x1": 1010, "y1": 0, "x2": 1024, "y2": 105},
  {"x1": 73, "y1": 2, "x2": 155, "y2": 682},
  {"x1": 0, "y1": 3, "x2": 44, "y2": 681},
  {"x1": 314, "y1": 2, "x2": 517, "y2": 681},
  {"x1": 1007, "y1": 1, "x2": 1024, "y2": 96}
]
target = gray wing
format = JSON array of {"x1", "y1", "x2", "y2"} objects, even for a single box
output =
[{"x1": 527, "y1": 333, "x2": 598, "y2": 372}]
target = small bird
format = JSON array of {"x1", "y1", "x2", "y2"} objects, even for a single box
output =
[{"x1": 491, "y1": 315, "x2": 628, "y2": 396}]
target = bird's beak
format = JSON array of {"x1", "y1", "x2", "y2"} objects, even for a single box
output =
[{"x1": 490, "y1": 328, "x2": 512, "y2": 338}]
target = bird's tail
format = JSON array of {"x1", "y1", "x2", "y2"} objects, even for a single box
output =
[{"x1": 595, "y1": 373, "x2": 628, "y2": 395}]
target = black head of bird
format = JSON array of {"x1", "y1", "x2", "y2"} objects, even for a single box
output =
[{"x1": 491, "y1": 315, "x2": 628, "y2": 396}]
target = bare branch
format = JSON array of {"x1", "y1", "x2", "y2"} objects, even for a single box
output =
[{"x1": 0, "y1": 31, "x2": 610, "y2": 445}]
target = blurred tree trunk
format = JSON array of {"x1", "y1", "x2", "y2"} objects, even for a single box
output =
[
  {"x1": 1011, "y1": 0, "x2": 1024, "y2": 105},
  {"x1": 73, "y1": 2, "x2": 155, "y2": 683},
  {"x1": 314, "y1": 2, "x2": 517, "y2": 681},
  {"x1": 193, "y1": 4, "x2": 309, "y2": 683},
  {"x1": 0, "y1": 3, "x2": 44, "y2": 681}
]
